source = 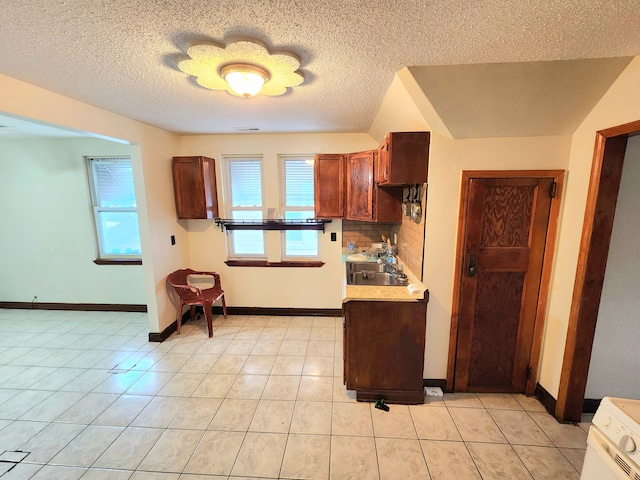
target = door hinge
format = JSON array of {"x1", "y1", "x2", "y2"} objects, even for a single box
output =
[
  {"x1": 526, "y1": 366, "x2": 533, "y2": 380},
  {"x1": 549, "y1": 181, "x2": 557, "y2": 198}
]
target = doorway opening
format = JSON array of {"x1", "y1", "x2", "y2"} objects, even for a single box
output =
[{"x1": 556, "y1": 120, "x2": 640, "y2": 422}]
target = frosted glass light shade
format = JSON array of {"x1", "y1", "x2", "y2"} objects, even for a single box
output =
[
  {"x1": 220, "y1": 64, "x2": 269, "y2": 97},
  {"x1": 178, "y1": 40, "x2": 303, "y2": 97}
]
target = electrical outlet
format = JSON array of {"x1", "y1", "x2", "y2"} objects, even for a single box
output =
[
  {"x1": 330, "y1": 232, "x2": 337, "y2": 242},
  {"x1": 171, "y1": 235, "x2": 176, "y2": 245}
]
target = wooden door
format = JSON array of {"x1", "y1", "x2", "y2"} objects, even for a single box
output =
[
  {"x1": 345, "y1": 151, "x2": 374, "y2": 221},
  {"x1": 453, "y1": 175, "x2": 556, "y2": 392},
  {"x1": 314, "y1": 154, "x2": 344, "y2": 218}
]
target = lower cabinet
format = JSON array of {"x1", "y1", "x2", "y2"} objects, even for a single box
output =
[{"x1": 343, "y1": 293, "x2": 428, "y2": 404}]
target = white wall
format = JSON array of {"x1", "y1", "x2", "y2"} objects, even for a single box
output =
[
  {"x1": 0, "y1": 74, "x2": 184, "y2": 334},
  {"x1": 366, "y1": 71, "x2": 572, "y2": 379},
  {"x1": 585, "y1": 135, "x2": 640, "y2": 399},
  {"x1": 539, "y1": 56, "x2": 640, "y2": 397},
  {"x1": 368, "y1": 67, "x2": 447, "y2": 142},
  {"x1": 381, "y1": 59, "x2": 640, "y2": 390},
  {"x1": 422, "y1": 134, "x2": 570, "y2": 378},
  {"x1": 180, "y1": 133, "x2": 377, "y2": 309},
  {"x1": 0, "y1": 137, "x2": 146, "y2": 304}
]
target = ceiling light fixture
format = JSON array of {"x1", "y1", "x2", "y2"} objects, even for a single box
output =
[
  {"x1": 220, "y1": 64, "x2": 269, "y2": 98},
  {"x1": 178, "y1": 39, "x2": 303, "y2": 98}
]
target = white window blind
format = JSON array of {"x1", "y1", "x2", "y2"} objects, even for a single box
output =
[
  {"x1": 87, "y1": 157, "x2": 141, "y2": 259},
  {"x1": 281, "y1": 156, "x2": 318, "y2": 258},
  {"x1": 230, "y1": 160, "x2": 262, "y2": 209},
  {"x1": 226, "y1": 157, "x2": 265, "y2": 257},
  {"x1": 93, "y1": 160, "x2": 137, "y2": 207},
  {"x1": 284, "y1": 159, "x2": 314, "y2": 207}
]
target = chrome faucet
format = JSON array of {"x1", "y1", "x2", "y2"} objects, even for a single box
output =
[{"x1": 377, "y1": 256, "x2": 407, "y2": 279}]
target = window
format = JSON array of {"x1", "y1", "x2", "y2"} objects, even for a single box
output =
[
  {"x1": 222, "y1": 154, "x2": 319, "y2": 263},
  {"x1": 87, "y1": 157, "x2": 141, "y2": 260},
  {"x1": 225, "y1": 157, "x2": 265, "y2": 257},
  {"x1": 280, "y1": 155, "x2": 318, "y2": 259}
]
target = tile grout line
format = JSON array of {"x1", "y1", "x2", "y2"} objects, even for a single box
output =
[
  {"x1": 445, "y1": 394, "x2": 485, "y2": 479},
  {"x1": 0, "y1": 312, "x2": 584, "y2": 479}
]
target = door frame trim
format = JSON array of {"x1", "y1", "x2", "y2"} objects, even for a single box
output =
[
  {"x1": 447, "y1": 170, "x2": 565, "y2": 394},
  {"x1": 556, "y1": 120, "x2": 640, "y2": 422}
]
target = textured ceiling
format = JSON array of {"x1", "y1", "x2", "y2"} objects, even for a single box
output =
[{"x1": 0, "y1": 0, "x2": 639, "y2": 136}]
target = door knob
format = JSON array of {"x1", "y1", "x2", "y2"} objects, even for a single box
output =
[{"x1": 468, "y1": 254, "x2": 477, "y2": 277}]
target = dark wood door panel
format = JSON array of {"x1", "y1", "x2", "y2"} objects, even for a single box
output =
[
  {"x1": 454, "y1": 175, "x2": 555, "y2": 393},
  {"x1": 468, "y1": 271, "x2": 525, "y2": 390},
  {"x1": 478, "y1": 180, "x2": 536, "y2": 248},
  {"x1": 478, "y1": 248, "x2": 530, "y2": 272}
]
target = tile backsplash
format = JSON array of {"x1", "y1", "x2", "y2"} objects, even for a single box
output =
[
  {"x1": 341, "y1": 187, "x2": 426, "y2": 281},
  {"x1": 341, "y1": 221, "x2": 397, "y2": 251}
]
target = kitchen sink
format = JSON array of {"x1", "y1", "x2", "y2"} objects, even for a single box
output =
[
  {"x1": 345, "y1": 261, "x2": 390, "y2": 274},
  {"x1": 345, "y1": 262, "x2": 408, "y2": 286}
]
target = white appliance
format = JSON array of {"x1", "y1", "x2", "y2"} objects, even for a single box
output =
[{"x1": 581, "y1": 397, "x2": 640, "y2": 479}]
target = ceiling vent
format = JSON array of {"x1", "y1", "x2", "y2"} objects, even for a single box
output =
[{"x1": 233, "y1": 127, "x2": 261, "y2": 132}]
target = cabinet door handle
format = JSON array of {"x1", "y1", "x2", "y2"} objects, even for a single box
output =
[{"x1": 467, "y1": 254, "x2": 477, "y2": 277}]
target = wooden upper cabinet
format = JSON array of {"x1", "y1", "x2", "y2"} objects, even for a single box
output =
[
  {"x1": 172, "y1": 156, "x2": 219, "y2": 219},
  {"x1": 376, "y1": 131, "x2": 431, "y2": 185},
  {"x1": 345, "y1": 150, "x2": 403, "y2": 222},
  {"x1": 314, "y1": 132, "x2": 425, "y2": 222},
  {"x1": 314, "y1": 154, "x2": 345, "y2": 218},
  {"x1": 374, "y1": 185, "x2": 403, "y2": 222},
  {"x1": 345, "y1": 151, "x2": 374, "y2": 221}
]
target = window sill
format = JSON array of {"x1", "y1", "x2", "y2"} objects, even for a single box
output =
[
  {"x1": 94, "y1": 258, "x2": 142, "y2": 265},
  {"x1": 225, "y1": 260, "x2": 324, "y2": 268}
]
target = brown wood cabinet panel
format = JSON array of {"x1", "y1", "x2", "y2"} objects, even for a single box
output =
[
  {"x1": 172, "y1": 156, "x2": 219, "y2": 219},
  {"x1": 314, "y1": 133, "x2": 423, "y2": 222},
  {"x1": 343, "y1": 296, "x2": 428, "y2": 404},
  {"x1": 345, "y1": 151, "x2": 374, "y2": 221},
  {"x1": 345, "y1": 150, "x2": 402, "y2": 222},
  {"x1": 374, "y1": 185, "x2": 403, "y2": 222},
  {"x1": 377, "y1": 132, "x2": 431, "y2": 185},
  {"x1": 376, "y1": 139, "x2": 390, "y2": 184},
  {"x1": 314, "y1": 154, "x2": 344, "y2": 218}
]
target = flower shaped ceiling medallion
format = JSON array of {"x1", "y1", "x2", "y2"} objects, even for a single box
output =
[{"x1": 178, "y1": 40, "x2": 304, "y2": 97}]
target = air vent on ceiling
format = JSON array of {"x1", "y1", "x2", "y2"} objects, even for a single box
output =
[{"x1": 233, "y1": 127, "x2": 260, "y2": 132}]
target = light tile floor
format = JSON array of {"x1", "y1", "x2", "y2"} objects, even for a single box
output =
[{"x1": 0, "y1": 309, "x2": 590, "y2": 479}]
